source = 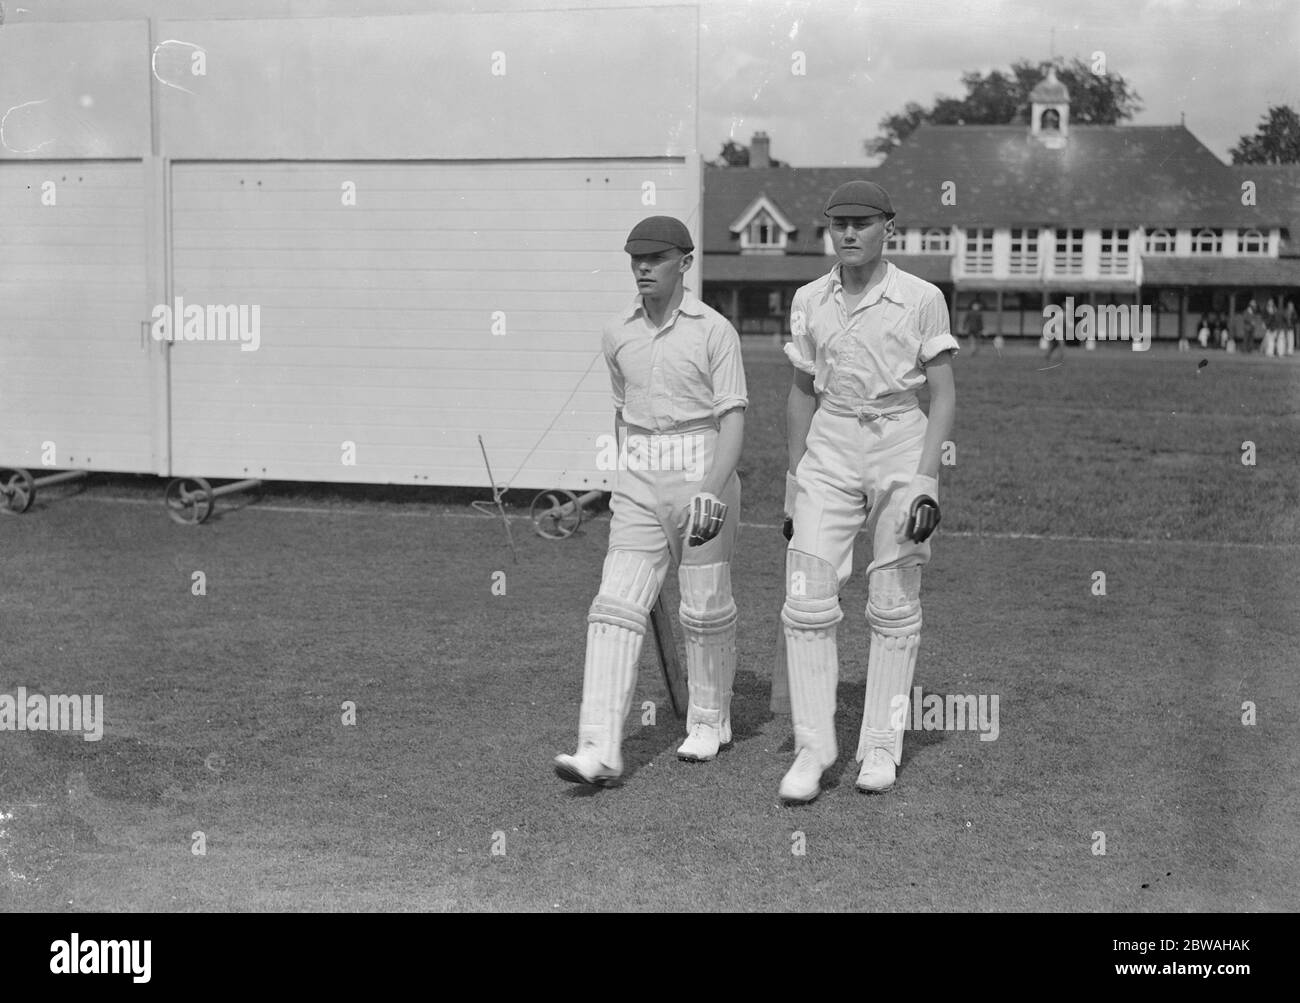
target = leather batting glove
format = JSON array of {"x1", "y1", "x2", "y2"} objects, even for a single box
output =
[
  {"x1": 897, "y1": 474, "x2": 941, "y2": 544},
  {"x1": 783, "y1": 471, "x2": 799, "y2": 541},
  {"x1": 687, "y1": 491, "x2": 728, "y2": 547}
]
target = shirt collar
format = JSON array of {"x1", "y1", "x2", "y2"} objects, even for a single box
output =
[
  {"x1": 827, "y1": 261, "x2": 901, "y2": 308},
  {"x1": 624, "y1": 289, "x2": 706, "y2": 322}
]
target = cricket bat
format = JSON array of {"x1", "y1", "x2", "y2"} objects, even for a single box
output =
[{"x1": 648, "y1": 593, "x2": 687, "y2": 718}]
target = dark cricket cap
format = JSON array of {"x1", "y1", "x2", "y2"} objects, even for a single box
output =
[
  {"x1": 824, "y1": 180, "x2": 895, "y2": 218},
  {"x1": 624, "y1": 216, "x2": 694, "y2": 255}
]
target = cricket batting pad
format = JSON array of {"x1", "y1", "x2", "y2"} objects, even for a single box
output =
[
  {"x1": 578, "y1": 550, "x2": 662, "y2": 772},
  {"x1": 678, "y1": 562, "x2": 738, "y2": 743},
  {"x1": 781, "y1": 550, "x2": 842, "y2": 769},
  {"x1": 857, "y1": 566, "x2": 922, "y2": 766}
]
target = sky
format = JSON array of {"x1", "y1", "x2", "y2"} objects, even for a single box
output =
[
  {"x1": 4, "y1": 0, "x2": 1296, "y2": 166},
  {"x1": 695, "y1": 0, "x2": 1300, "y2": 165}
]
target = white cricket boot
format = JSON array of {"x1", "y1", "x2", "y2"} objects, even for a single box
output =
[
  {"x1": 855, "y1": 566, "x2": 922, "y2": 793},
  {"x1": 676, "y1": 562, "x2": 738, "y2": 763},
  {"x1": 778, "y1": 551, "x2": 842, "y2": 803},
  {"x1": 555, "y1": 551, "x2": 661, "y2": 785}
]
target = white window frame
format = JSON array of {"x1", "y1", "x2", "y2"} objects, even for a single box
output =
[
  {"x1": 1144, "y1": 228, "x2": 1175, "y2": 255},
  {"x1": 742, "y1": 211, "x2": 786, "y2": 251},
  {"x1": 1192, "y1": 228, "x2": 1222, "y2": 254},
  {"x1": 1009, "y1": 228, "x2": 1039, "y2": 275},
  {"x1": 922, "y1": 227, "x2": 951, "y2": 253},
  {"x1": 1053, "y1": 228, "x2": 1084, "y2": 274},
  {"x1": 884, "y1": 227, "x2": 907, "y2": 253},
  {"x1": 1238, "y1": 228, "x2": 1265, "y2": 255},
  {"x1": 964, "y1": 227, "x2": 994, "y2": 274},
  {"x1": 731, "y1": 194, "x2": 795, "y2": 254},
  {"x1": 1099, "y1": 228, "x2": 1130, "y2": 276}
]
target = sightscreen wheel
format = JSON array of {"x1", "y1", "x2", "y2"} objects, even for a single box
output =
[{"x1": 165, "y1": 476, "x2": 215, "y2": 525}]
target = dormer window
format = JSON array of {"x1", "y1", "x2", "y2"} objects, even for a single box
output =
[
  {"x1": 730, "y1": 194, "x2": 795, "y2": 254},
  {"x1": 747, "y1": 214, "x2": 781, "y2": 248}
]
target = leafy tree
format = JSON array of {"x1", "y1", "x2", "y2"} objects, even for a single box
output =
[
  {"x1": 865, "y1": 57, "x2": 1143, "y2": 156},
  {"x1": 1229, "y1": 106, "x2": 1300, "y2": 164},
  {"x1": 714, "y1": 140, "x2": 750, "y2": 167},
  {"x1": 711, "y1": 139, "x2": 786, "y2": 167}
]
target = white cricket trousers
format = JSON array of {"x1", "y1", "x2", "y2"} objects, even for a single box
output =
[{"x1": 789, "y1": 400, "x2": 932, "y2": 585}]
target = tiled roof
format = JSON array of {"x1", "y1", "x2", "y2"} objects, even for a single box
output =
[
  {"x1": 704, "y1": 254, "x2": 834, "y2": 283},
  {"x1": 703, "y1": 166, "x2": 870, "y2": 255},
  {"x1": 1141, "y1": 256, "x2": 1300, "y2": 285},
  {"x1": 871, "y1": 124, "x2": 1280, "y2": 229},
  {"x1": 703, "y1": 126, "x2": 1286, "y2": 250},
  {"x1": 1229, "y1": 163, "x2": 1300, "y2": 254}
]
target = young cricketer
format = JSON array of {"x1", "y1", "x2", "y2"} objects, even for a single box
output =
[
  {"x1": 554, "y1": 216, "x2": 748, "y2": 786},
  {"x1": 779, "y1": 181, "x2": 958, "y2": 803}
]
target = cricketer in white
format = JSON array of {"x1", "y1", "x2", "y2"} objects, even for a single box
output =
[
  {"x1": 780, "y1": 181, "x2": 958, "y2": 803},
  {"x1": 554, "y1": 215, "x2": 747, "y2": 785}
]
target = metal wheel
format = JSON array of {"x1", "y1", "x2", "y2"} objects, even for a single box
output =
[
  {"x1": 530, "y1": 488, "x2": 582, "y2": 539},
  {"x1": 165, "y1": 476, "x2": 215, "y2": 525},
  {"x1": 0, "y1": 469, "x2": 35, "y2": 514}
]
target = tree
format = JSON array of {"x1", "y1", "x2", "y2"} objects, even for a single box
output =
[
  {"x1": 711, "y1": 140, "x2": 786, "y2": 168},
  {"x1": 865, "y1": 57, "x2": 1143, "y2": 157},
  {"x1": 714, "y1": 140, "x2": 750, "y2": 167},
  {"x1": 1229, "y1": 106, "x2": 1300, "y2": 164}
]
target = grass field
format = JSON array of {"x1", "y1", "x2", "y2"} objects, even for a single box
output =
[{"x1": 1, "y1": 342, "x2": 1298, "y2": 912}]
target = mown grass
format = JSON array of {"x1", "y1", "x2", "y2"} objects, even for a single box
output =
[{"x1": 1, "y1": 343, "x2": 1296, "y2": 912}]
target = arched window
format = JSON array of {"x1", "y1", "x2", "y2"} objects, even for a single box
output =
[
  {"x1": 1238, "y1": 229, "x2": 1265, "y2": 255},
  {"x1": 1144, "y1": 228, "x2": 1174, "y2": 254},
  {"x1": 1040, "y1": 108, "x2": 1061, "y2": 131},
  {"x1": 1192, "y1": 228, "x2": 1222, "y2": 254},
  {"x1": 922, "y1": 228, "x2": 951, "y2": 253}
]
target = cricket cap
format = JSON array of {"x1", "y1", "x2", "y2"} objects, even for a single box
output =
[
  {"x1": 824, "y1": 180, "x2": 895, "y2": 218},
  {"x1": 624, "y1": 216, "x2": 694, "y2": 255}
]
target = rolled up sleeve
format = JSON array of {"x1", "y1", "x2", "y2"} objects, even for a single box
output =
[
  {"x1": 708, "y1": 320, "x2": 749, "y2": 417},
  {"x1": 917, "y1": 289, "x2": 960, "y2": 364}
]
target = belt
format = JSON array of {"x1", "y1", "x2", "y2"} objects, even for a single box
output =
[
  {"x1": 623, "y1": 418, "x2": 717, "y2": 436},
  {"x1": 819, "y1": 395, "x2": 919, "y2": 423}
]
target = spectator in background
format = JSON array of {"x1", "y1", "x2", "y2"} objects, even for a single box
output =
[
  {"x1": 1263, "y1": 297, "x2": 1280, "y2": 357},
  {"x1": 1243, "y1": 300, "x2": 1260, "y2": 354},
  {"x1": 1285, "y1": 299, "x2": 1297, "y2": 356},
  {"x1": 963, "y1": 299, "x2": 984, "y2": 356},
  {"x1": 1197, "y1": 312, "x2": 1211, "y2": 349}
]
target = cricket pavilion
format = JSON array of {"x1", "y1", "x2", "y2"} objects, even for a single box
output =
[{"x1": 702, "y1": 69, "x2": 1300, "y2": 346}]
